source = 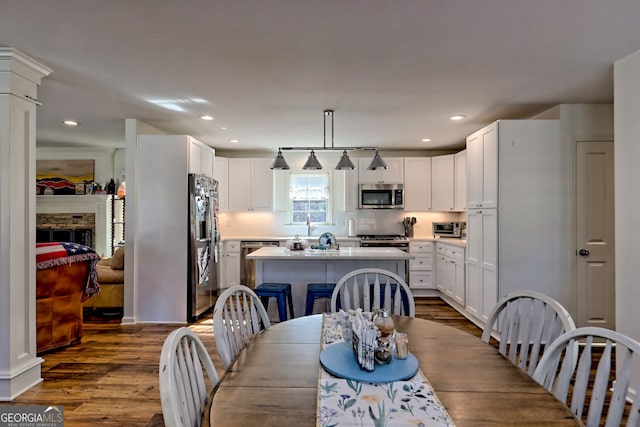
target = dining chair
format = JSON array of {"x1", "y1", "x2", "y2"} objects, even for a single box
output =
[
  {"x1": 213, "y1": 284, "x2": 271, "y2": 370},
  {"x1": 482, "y1": 290, "x2": 576, "y2": 376},
  {"x1": 533, "y1": 327, "x2": 640, "y2": 427},
  {"x1": 159, "y1": 327, "x2": 219, "y2": 427},
  {"x1": 330, "y1": 268, "x2": 415, "y2": 317}
]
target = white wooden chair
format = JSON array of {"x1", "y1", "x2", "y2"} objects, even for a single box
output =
[
  {"x1": 533, "y1": 327, "x2": 640, "y2": 427},
  {"x1": 159, "y1": 327, "x2": 218, "y2": 427},
  {"x1": 330, "y1": 268, "x2": 415, "y2": 317},
  {"x1": 481, "y1": 290, "x2": 576, "y2": 376},
  {"x1": 213, "y1": 284, "x2": 271, "y2": 370}
]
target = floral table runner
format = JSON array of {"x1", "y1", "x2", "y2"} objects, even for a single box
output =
[{"x1": 317, "y1": 313, "x2": 455, "y2": 427}]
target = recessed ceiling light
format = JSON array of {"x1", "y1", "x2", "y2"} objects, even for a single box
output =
[
  {"x1": 450, "y1": 115, "x2": 466, "y2": 121},
  {"x1": 421, "y1": 138, "x2": 432, "y2": 142},
  {"x1": 221, "y1": 126, "x2": 228, "y2": 130},
  {"x1": 200, "y1": 115, "x2": 214, "y2": 121},
  {"x1": 229, "y1": 139, "x2": 239, "y2": 143},
  {"x1": 63, "y1": 120, "x2": 79, "y2": 126}
]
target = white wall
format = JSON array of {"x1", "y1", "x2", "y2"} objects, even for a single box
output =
[
  {"x1": 614, "y1": 52, "x2": 640, "y2": 345},
  {"x1": 614, "y1": 49, "x2": 640, "y2": 401},
  {"x1": 36, "y1": 146, "x2": 119, "y2": 186}
]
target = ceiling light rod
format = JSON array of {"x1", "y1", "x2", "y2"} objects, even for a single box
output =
[
  {"x1": 278, "y1": 110, "x2": 377, "y2": 152},
  {"x1": 277, "y1": 146, "x2": 377, "y2": 151}
]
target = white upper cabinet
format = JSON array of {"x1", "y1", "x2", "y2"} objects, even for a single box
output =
[
  {"x1": 188, "y1": 137, "x2": 215, "y2": 177},
  {"x1": 431, "y1": 154, "x2": 455, "y2": 211},
  {"x1": 466, "y1": 122, "x2": 497, "y2": 208},
  {"x1": 213, "y1": 156, "x2": 228, "y2": 212},
  {"x1": 403, "y1": 157, "x2": 432, "y2": 211},
  {"x1": 454, "y1": 149, "x2": 467, "y2": 211},
  {"x1": 228, "y1": 158, "x2": 273, "y2": 211},
  {"x1": 358, "y1": 157, "x2": 404, "y2": 184}
]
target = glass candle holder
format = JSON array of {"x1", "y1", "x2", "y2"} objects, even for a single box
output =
[{"x1": 395, "y1": 332, "x2": 409, "y2": 359}]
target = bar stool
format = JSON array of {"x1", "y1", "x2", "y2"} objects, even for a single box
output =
[
  {"x1": 304, "y1": 283, "x2": 337, "y2": 315},
  {"x1": 254, "y1": 283, "x2": 294, "y2": 322}
]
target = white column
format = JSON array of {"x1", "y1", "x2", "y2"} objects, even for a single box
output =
[{"x1": 0, "y1": 48, "x2": 51, "y2": 400}]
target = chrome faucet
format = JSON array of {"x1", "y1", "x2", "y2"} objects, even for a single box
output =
[{"x1": 306, "y1": 215, "x2": 312, "y2": 237}]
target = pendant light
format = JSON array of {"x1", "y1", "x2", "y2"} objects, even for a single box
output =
[
  {"x1": 335, "y1": 150, "x2": 356, "y2": 170},
  {"x1": 270, "y1": 149, "x2": 290, "y2": 170},
  {"x1": 270, "y1": 109, "x2": 382, "y2": 170},
  {"x1": 367, "y1": 149, "x2": 388, "y2": 170},
  {"x1": 302, "y1": 150, "x2": 323, "y2": 170}
]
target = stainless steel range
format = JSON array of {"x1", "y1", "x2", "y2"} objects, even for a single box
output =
[{"x1": 358, "y1": 234, "x2": 409, "y2": 250}]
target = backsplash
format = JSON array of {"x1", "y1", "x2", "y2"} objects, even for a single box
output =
[{"x1": 218, "y1": 210, "x2": 463, "y2": 239}]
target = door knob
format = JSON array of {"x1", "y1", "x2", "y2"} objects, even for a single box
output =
[{"x1": 578, "y1": 249, "x2": 590, "y2": 256}]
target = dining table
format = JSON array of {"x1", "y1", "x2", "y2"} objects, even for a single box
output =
[{"x1": 205, "y1": 314, "x2": 581, "y2": 426}]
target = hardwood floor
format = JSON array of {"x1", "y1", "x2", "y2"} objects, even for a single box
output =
[{"x1": 0, "y1": 298, "x2": 480, "y2": 426}]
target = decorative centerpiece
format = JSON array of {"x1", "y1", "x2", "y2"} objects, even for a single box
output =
[
  {"x1": 349, "y1": 310, "x2": 377, "y2": 371},
  {"x1": 373, "y1": 309, "x2": 395, "y2": 364}
]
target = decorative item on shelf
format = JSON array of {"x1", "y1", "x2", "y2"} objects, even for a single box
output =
[
  {"x1": 107, "y1": 178, "x2": 116, "y2": 195},
  {"x1": 117, "y1": 181, "x2": 126, "y2": 199},
  {"x1": 270, "y1": 109, "x2": 386, "y2": 171}
]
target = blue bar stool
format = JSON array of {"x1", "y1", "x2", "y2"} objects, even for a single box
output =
[
  {"x1": 254, "y1": 283, "x2": 294, "y2": 322},
  {"x1": 304, "y1": 283, "x2": 337, "y2": 315}
]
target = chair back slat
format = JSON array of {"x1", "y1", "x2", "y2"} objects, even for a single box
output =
[
  {"x1": 159, "y1": 327, "x2": 218, "y2": 427},
  {"x1": 533, "y1": 326, "x2": 640, "y2": 427},
  {"x1": 330, "y1": 268, "x2": 415, "y2": 317},
  {"x1": 482, "y1": 290, "x2": 576, "y2": 378},
  {"x1": 213, "y1": 285, "x2": 271, "y2": 370}
]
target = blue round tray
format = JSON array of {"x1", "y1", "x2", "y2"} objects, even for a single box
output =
[{"x1": 320, "y1": 342, "x2": 419, "y2": 383}]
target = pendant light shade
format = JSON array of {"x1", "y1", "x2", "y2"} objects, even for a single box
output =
[
  {"x1": 272, "y1": 109, "x2": 383, "y2": 171},
  {"x1": 302, "y1": 150, "x2": 323, "y2": 170},
  {"x1": 270, "y1": 149, "x2": 290, "y2": 170},
  {"x1": 367, "y1": 150, "x2": 388, "y2": 170},
  {"x1": 335, "y1": 150, "x2": 356, "y2": 170}
]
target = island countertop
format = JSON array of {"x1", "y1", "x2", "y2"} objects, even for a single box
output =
[{"x1": 246, "y1": 246, "x2": 414, "y2": 260}]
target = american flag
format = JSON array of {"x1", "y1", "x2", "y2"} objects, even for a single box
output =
[{"x1": 36, "y1": 241, "x2": 101, "y2": 298}]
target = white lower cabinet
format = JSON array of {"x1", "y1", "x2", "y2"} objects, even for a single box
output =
[
  {"x1": 465, "y1": 209, "x2": 497, "y2": 322},
  {"x1": 435, "y1": 242, "x2": 465, "y2": 306},
  {"x1": 221, "y1": 240, "x2": 241, "y2": 289},
  {"x1": 408, "y1": 241, "x2": 434, "y2": 289}
]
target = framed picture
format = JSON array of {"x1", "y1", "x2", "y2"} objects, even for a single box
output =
[{"x1": 36, "y1": 159, "x2": 95, "y2": 195}]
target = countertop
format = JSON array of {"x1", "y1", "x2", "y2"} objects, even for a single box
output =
[
  {"x1": 245, "y1": 246, "x2": 414, "y2": 260},
  {"x1": 219, "y1": 235, "x2": 467, "y2": 247}
]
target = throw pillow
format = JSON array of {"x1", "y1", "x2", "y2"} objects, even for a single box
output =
[{"x1": 111, "y1": 246, "x2": 125, "y2": 270}]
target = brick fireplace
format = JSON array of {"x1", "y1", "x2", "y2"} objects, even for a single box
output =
[{"x1": 36, "y1": 213, "x2": 95, "y2": 247}]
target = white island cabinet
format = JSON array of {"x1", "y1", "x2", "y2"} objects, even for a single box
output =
[{"x1": 247, "y1": 247, "x2": 413, "y2": 319}]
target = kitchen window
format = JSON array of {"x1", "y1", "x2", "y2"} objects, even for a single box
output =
[{"x1": 289, "y1": 173, "x2": 331, "y2": 224}]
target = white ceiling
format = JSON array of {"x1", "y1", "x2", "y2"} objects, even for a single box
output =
[{"x1": 2, "y1": 0, "x2": 640, "y2": 153}]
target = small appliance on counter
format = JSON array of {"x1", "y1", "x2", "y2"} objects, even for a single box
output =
[
  {"x1": 402, "y1": 217, "x2": 417, "y2": 237},
  {"x1": 432, "y1": 221, "x2": 466, "y2": 238},
  {"x1": 284, "y1": 235, "x2": 309, "y2": 251}
]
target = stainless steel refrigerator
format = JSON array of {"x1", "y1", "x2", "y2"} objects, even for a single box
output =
[{"x1": 188, "y1": 173, "x2": 219, "y2": 321}]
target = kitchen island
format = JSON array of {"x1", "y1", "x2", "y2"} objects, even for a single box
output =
[{"x1": 247, "y1": 246, "x2": 413, "y2": 319}]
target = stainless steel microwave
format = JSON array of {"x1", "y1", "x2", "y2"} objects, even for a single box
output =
[
  {"x1": 359, "y1": 184, "x2": 404, "y2": 209},
  {"x1": 432, "y1": 221, "x2": 466, "y2": 238}
]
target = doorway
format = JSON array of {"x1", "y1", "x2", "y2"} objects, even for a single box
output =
[{"x1": 575, "y1": 140, "x2": 615, "y2": 329}]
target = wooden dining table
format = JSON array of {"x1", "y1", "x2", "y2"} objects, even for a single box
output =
[{"x1": 206, "y1": 314, "x2": 581, "y2": 426}]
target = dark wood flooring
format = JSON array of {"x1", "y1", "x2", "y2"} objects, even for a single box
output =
[{"x1": 0, "y1": 298, "x2": 480, "y2": 426}]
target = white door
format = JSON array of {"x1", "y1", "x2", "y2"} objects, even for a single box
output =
[{"x1": 576, "y1": 141, "x2": 615, "y2": 329}]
